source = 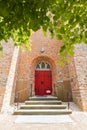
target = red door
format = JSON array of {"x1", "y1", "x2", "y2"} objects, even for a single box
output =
[{"x1": 35, "y1": 70, "x2": 52, "y2": 95}]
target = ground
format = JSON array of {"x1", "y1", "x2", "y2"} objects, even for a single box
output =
[{"x1": 0, "y1": 102, "x2": 87, "y2": 130}]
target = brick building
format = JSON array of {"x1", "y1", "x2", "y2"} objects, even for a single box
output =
[{"x1": 0, "y1": 30, "x2": 87, "y2": 112}]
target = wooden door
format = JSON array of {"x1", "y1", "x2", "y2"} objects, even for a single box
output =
[{"x1": 35, "y1": 70, "x2": 52, "y2": 95}]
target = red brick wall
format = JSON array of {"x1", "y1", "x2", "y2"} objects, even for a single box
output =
[{"x1": 15, "y1": 30, "x2": 70, "y2": 102}]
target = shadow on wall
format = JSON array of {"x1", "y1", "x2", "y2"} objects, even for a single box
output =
[
  {"x1": 56, "y1": 81, "x2": 73, "y2": 102},
  {"x1": 15, "y1": 80, "x2": 30, "y2": 102}
]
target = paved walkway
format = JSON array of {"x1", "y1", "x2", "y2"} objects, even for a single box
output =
[{"x1": 0, "y1": 102, "x2": 87, "y2": 130}]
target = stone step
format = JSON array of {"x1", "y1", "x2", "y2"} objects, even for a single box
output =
[
  {"x1": 20, "y1": 104, "x2": 67, "y2": 109},
  {"x1": 25, "y1": 100, "x2": 62, "y2": 105},
  {"x1": 13, "y1": 96, "x2": 72, "y2": 115},
  {"x1": 29, "y1": 96, "x2": 58, "y2": 101},
  {"x1": 14, "y1": 109, "x2": 72, "y2": 115}
]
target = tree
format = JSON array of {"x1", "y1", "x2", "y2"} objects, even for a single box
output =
[{"x1": 0, "y1": 0, "x2": 87, "y2": 56}]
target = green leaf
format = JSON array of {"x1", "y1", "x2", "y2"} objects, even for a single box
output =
[
  {"x1": 0, "y1": 45, "x2": 3, "y2": 51},
  {"x1": 56, "y1": 34, "x2": 63, "y2": 40},
  {"x1": 0, "y1": 0, "x2": 87, "y2": 56}
]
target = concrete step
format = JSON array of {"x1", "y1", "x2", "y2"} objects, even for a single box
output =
[
  {"x1": 14, "y1": 109, "x2": 72, "y2": 115},
  {"x1": 29, "y1": 96, "x2": 58, "y2": 101},
  {"x1": 25, "y1": 100, "x2": 62, "y2": 105},
  {"x1": 20, "y1": 104, "x2": 67, "y2": 109}
]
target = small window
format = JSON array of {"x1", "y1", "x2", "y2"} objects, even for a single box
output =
[
  {"x1": 36, "y1": 64, "x2": 40, "y2": 69},
  {"x1": 42, "y1": 62, "x2": 45, "y2": 68},
  {"x1": 36, "y1": 62, "x2": 51, "y2": 70},
  {"x1": 47, "y1": 64, "x2": 50, "y2": 69}
]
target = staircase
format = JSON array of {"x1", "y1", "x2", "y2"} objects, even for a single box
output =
[{"x1": 14, "y1": 96, "x2": 72, "y2": 115}]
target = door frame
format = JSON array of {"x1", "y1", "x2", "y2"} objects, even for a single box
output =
[{"x1": 35, "y1": 61, "x2": 52, "y2": 96}]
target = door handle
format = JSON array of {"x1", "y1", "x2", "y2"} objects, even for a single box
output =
[{"x1": 41, "y1": 81, "x2": 44, "y2": 84}]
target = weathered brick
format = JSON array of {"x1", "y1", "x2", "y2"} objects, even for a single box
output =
[{"x1": 0, "y1": 41, "x2": 14, "y2": 110}]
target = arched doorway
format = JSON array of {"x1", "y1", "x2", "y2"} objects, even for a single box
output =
[{"x1": 35, "y1": 61, "x2": 52, "y2": 96}]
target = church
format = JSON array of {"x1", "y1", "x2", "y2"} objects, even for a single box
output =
[{"x1": 0, "y1": 29, "x2": 87, "y2": 113}]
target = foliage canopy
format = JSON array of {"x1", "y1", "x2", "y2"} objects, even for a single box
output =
[{"x1": 0, "y1": 0, "x2": 87, "y2": 56}]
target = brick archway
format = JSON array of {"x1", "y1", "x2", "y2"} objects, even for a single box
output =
[{"x1": 31, "y1": 56, "x2": 57, "y2": 96}]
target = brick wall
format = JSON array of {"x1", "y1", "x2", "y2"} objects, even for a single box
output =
[
  {"x1": 68, "y1": 43, "x2": 87, "y2": 111},
  {"x1": 0, "y1": 31, "x2": 87, "y2": 111},
  {"x1": 1, "y1": 46, "x2": 19, "y2": 113},
  {"x1": 0, "y1": 40, "x2": 14, "y2": 111},
  {"x1": 74, "y1": 44, "x2": 87, "y2": 111},
  {"x1": 15, "y1": 30, "x2": 71, "y2": 102}
]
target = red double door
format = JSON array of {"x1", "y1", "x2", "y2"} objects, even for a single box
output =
[{"x1": 35, "y1": 70, "x2": 52, "y2": 95}]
